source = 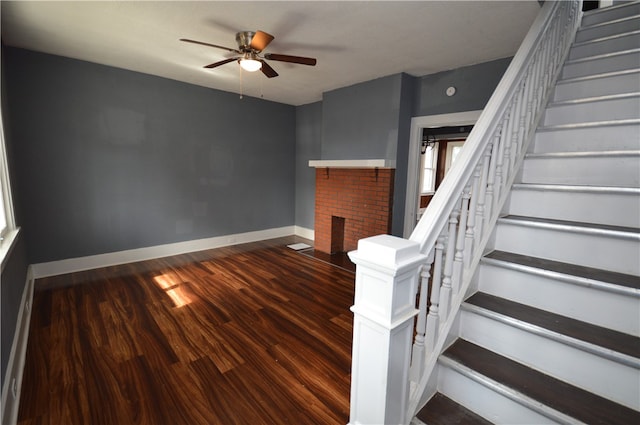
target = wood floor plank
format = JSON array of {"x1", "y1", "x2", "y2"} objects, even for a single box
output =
[{"x1": 18, "y1": 236, "x2": 355, "y2": 425}]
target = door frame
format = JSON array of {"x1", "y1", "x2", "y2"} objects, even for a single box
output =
[{"x1": 403, "y1": 110, "x2": 482, "y2": 238}]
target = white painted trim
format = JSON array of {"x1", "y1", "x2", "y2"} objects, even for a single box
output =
[
  {"x1": 294, "y1": 225, "x2": 315, "y2": 241},
  {"x1": 0, "y1": 110, "x2": 16, "y2": 241},
  {"x1": 0, "y1": 228, "x2": 20, "y2": 273},
  {"x1": 31, "y1": 226, "x2": 296, "y2": 278},
  {"x1": 1, "y1": 266, "x2": 35, "y2": 425},
  {"x1": 403, "y1": 111, "x2": 482, "y2": 238},
  {"x1": 308, "y1": 159, "x2": 396, "y2": 168}
]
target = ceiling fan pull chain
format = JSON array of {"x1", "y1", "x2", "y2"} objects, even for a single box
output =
[{"x1": 239, "y1": 65, "x2": 243, "y2": 99}]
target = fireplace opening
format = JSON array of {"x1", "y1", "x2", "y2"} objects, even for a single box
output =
[{"x1": 331, "y1": 216, "x2": 346, "y2": 254}]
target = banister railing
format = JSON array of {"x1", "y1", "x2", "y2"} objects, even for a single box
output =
[{"x1": 347, "y1": 1, "x2": 582, "y2": 423}]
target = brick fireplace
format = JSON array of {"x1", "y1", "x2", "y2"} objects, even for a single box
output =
[{"x1": 310, "y1": 161, "x2": 395, "y2": 254}]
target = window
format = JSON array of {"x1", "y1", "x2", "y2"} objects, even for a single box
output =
[
  {"x1": 420, "y1": 142, "x2": 438, "y2": 194},
  {"x1": 444, "y1": 141, "x2": 465, "y2": 174}
]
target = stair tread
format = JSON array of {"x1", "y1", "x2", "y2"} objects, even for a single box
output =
[
  {"x1": 548, "y1": 91, "x2": 640, "y2": 106},
  {"x1": 465, "y1": 292, "x2": 640, "y2": 358},
  {"x1": 556, "y1": 67, "x2": 640, "y2": 85},
  {"x1": 564, "y1": 47, "x2": 640, "y2": 64},
  {"x1": 485, "y1": 250, "x2": 640, "y2": 290},
  {"x1": 538, "y1": 117, "x2": 640, "y2": 131},
  {"x1": 502, "y1": 214, "x2": 640, "y2": 234},
  {"x1": 443, "y1": 339, "x2": 640, "y2": 425},
  {"x1": 573, "y1": 28, "x2": 640, "y2": 47},
  {"x1": 416, "y1": 393, "x2": 493, "y2": 425}
]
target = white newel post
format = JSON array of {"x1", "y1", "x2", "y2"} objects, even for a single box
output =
[{"x1": 347, "y1": 234, "x2": 427, "y2": 425}]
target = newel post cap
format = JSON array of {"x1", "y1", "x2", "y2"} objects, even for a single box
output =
[{"x1": 348, "y1": 234, "x2": 425, "y2": 275}]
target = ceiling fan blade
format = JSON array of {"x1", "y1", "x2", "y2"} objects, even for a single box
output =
[
  {"x1": 260, "y1": 61, "x2": 279, "y2": 78},
  {"x1": 264, "y1": 53, "x2": 316, "y2": 66},
  {"x1": 250, "y1": 30, "x2": 274, "y2": 52},
  {"x1": 204, "y1": 58, "x2": 238, "y2": 69},
  {"x1": 180, "y1": 38, "x2": 240, "y2": 54}
]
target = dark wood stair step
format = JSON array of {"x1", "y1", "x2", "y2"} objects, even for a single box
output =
[
  {"x1": 485, "y1": 249, "x2": 640, "y2": 290},
  {"x1": 443, "y1": 340, "x2": 640, "y2": 425},
  {"x1": 416, "y1": 393, "x2": 493, "y2": 425},
  {"x1": 465, "y1": 292, "x2": 640, "y2": 358}
]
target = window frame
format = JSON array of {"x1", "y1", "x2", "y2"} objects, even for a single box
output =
[
  {"x1": 0, "y1": 110, "x2": 18, "y2": 271},
  {"x1": 419, "y1": 142, "x2": 439, "y2": 195}
]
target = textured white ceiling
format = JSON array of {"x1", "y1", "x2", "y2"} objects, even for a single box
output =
[{"x1": 1, "y1": 1, "x2": 541, "y2": 106}]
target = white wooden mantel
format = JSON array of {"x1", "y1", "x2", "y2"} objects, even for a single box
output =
[{"x1": 308, "y1": 159, "x2": 396, "y2": 168}]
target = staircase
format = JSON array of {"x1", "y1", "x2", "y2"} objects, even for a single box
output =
[{"x1": 415, "y1": 2, "x2": 640, "y2": 424}]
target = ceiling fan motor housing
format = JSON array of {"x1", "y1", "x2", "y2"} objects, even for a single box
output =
[{"x1": 235, "y1": 31, "x2": 256, "y2": 51}]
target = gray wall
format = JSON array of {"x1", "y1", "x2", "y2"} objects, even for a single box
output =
[
  {"x1": 415, "y1": 57, "x2": 512, "y2": 117},
  {"x1": 1, "y1": 233, "x2": 28, "y2": 390},
  {"x1": 310, "y1": 57, "x2": 510, "y2": 235},
  {"x1": 3, "y1": 47, "x2": 295, "y2": 264},
  {"x1": 294, "y1": 102, "x2": 322, "y2": 231},
  {"x1": 1, "y1": 45, "x2": 29, "y2": 391},
  {"x1": 391, "y1": 74, "x2": 418, "y2": 236},
  {"x1": 321, "y1": 74, "x2": 405, "y2": 161},
  {"x1": 318, "y1": 73, "x2": 418, "y2": 236}
]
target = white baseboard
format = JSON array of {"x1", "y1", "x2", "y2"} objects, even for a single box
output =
[
  {"x1": 1, "y1": 266, "x2": 35, "y2": 425},
  {"x1": 294, "y1": 226, "x2": 315, "y2": 241},
  {"x1": 31, "y1": 226, "x2": 300, "y2": 279}
]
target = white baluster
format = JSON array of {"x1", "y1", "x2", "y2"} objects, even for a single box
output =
[
  {"x1": 502, "y1": 105, "x2": 515, "y2": 180},
  {"x1": 474, "y1": 145, "x2": 491, "y2": 250},
  {"x1": 484, "y1": 137, "x2": 499, "y2": 229},
  {"x1": 510, "y1": 84, "x2": 524, "y2": 172},
  {"x1": 523, "y1": 68, "x2": 535, "y2": 133},
  {"x1": 439, "y1": 206, "x2": 459, "y2": 321},
  {"x1": 516, "y1": 82, "x2": 528, "y2": 160},
  {"x1": 532, "y1": 48, "x2": 544, "y2": 114},
  {"x1": 426, "y1": 233, "x2": 445, "y2": 355},
  {"x1": 452, "y1": 191, "x2": 468, "y2": 294},
  {"x1": 464, "y1": 164, "x2": 481, "y2": 265},
  {"x1": 410, "y1": 250, "x2": 435, "y2": 382},
  {"x1": 494, "y1": 117, "x2": 508, "y2": 209}
]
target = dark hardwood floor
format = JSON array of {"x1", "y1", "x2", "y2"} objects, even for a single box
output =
[{"x1": 17, "y1": 236, "x2": 355, "y2": 425}]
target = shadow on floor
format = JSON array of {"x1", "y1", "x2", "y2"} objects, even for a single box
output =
[{"x1": 297, "y1": 249, "x2": 356, "y2": 273}]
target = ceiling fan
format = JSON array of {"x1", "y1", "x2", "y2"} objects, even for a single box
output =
[{"x1": 180, "y1": 30, "x2": 317, "y2": 78}]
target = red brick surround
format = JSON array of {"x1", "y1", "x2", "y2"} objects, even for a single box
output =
[{"x1": 314, "y1": 168, "x2": 394, "y2": 254}]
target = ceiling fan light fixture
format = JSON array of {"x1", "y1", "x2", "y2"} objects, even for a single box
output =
[{"x1": 239, "y1": 53, "x2": 262, "y2": 72}]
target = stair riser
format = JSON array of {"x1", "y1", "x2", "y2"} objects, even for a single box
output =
[
  {"x1": 569, "y1": 32, "x2": 640, "y2": 60},
  {"x1": 521, "y1": 154, "x2": 640, "y2": 187},
  {"x1": 553, "y1": 71, "x2": 640, "y2": 102},
  {"x1": 576, "y1": 16, "x2": 640, "y2": 42},
  {"x1": 494, "y1": 221, "x2": 640, "y2": 275},
  {"x1": 437, "y1": 363, "x2": 561, "y2": 424},
  {"x1": 533, "y1": 124, "x2": 640, "y2": 153},
  {"x1": 543, "y1": 96, "x2": 640, "y2": 126},
  {"x1": 582, "y1": 3, "x2": 640, "y2": 27},
  {"x1": 458, "y1": 309, "x2": 640, "y2": 410},
  {"x1": 562, "y1": 51, "x2": 640, "y2": 79},
  {"x1": 507, "y1": 188, "x2": 640, "y2": 228},
  {"x1": 478, "y1": 262, "x2": 640, "y2": 335}
]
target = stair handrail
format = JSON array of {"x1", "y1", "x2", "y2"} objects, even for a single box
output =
[{"x1": 405, "y1": 0, "x2": 583, "y2": 418}]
